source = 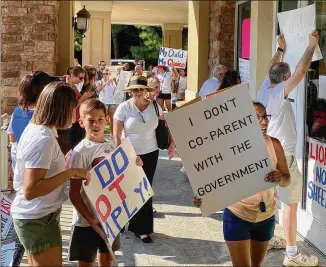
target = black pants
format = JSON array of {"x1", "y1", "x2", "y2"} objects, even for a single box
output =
[
  {"x1": 128, "y1": 149, "x2": 159, "y2": 235},
  {"x1": 68, "y1": 121, "x2": 85, "y2": 151}
]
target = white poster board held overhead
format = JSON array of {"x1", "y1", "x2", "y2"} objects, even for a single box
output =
[
  {"x1": 277, "y1": 4, "x2": 322, "y2": 68},
  {"x1": 165, "y1": 84, "x2": 273, "y2": 217},
  {"x1": 112, "y1": 71, "x2": 133, "y2": 104},
  {"x1": 239, "y1": 58, "x2": 250, "y2": 85},
  {"x1": 84, "y1": 138, "x2": 154, "y2": 245},
  {"x1": 158, "y1": 47, "x2": 187, "y2": 69}
]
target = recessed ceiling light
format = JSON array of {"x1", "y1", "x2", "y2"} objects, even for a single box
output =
[{"x1": 144, "y1": 8, "x2": 150, "y2": 11}]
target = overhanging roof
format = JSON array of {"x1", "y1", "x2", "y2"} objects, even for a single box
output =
[{"x1": 75, "y1": 1, "x2": 188, "y2": 26}]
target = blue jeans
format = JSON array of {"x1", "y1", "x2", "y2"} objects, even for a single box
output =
[{"x1": 223, "y1": 208, "x2": 275, "y2": 242}]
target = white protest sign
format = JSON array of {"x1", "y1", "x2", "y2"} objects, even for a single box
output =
[
  {"x1": 239, "y1": 58, "x2": 250, "y2": 85},
  {"x1": 165, "y1": 84, "x2": 273, "y2": 217},
  {"x1": 319, "y1": 75, "x2": 326, "y2": 99},
  {"x1": 277, "y1": 4, "x2": 322, "y2": 68},
  {"x1": 1, "y1": 242, "x2": 15, "y2": 267},
  {"x1": 306, "y1": 138, "x2": 326, "y2": 225},
  {"x1": 112, "y1": 71, "x2": 133, "y2": 104},
  {"x1": 83, "y1": 138, "x2": 154, "y2": 245},
  {"x1": 158, "y1": 47, "x2": 187, "y2": 69},
  {"x1": 1, "y1": 195, "x2": 13, "y2": 240}
]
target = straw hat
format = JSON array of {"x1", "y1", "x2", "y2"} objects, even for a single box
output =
[{"x1": 123, "y1": 75, "x2": 155, "y2": 92}]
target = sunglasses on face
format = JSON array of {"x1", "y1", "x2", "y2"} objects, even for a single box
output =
[
  {"x1": 103, "y1": 73, "x2": 110, "y2": 76},
  {"x1": 133, "y1": 88, "x2": 145, "y2": 93},
  {"x1": 78, "y1": 76, "x2": 84, "y2": 80},
  {"x1": 257, "y1": 115, "x2": 271, "y2": 122}
]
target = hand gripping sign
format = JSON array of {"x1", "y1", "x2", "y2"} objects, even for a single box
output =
[
  {"x1": 158, "y1": 47, "x2": 188, "y2": 69},
  {"x1": 83, "y1": 138, "x2": 154, "y2": 245}
]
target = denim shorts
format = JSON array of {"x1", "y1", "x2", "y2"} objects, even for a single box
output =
[
  {"x1": 13, "y1": 209, "x2": 62, "y2": 254},
  {"x1": 223, "y1": 208, "x2": 275, "y2": 242}
]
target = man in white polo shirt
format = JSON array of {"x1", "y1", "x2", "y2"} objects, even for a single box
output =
[
  {"x1": 258, "y1": 31, "x2": 319, "y2": 267},
  {"x1": 198, "y1": 65, "x2": 227, "y2": 99}
]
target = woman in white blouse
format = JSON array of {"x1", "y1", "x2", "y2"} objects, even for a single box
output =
[
  {"x1": 176, "y1": 69, "x2": 187, "y2": 100},
  {"x1": 156, "y1": 66, "x2": 178, "y2": 111},
  {"x1": 113, "y1": 76, "x2": 175, "y2": 243},
  {"x1": 96, "y1": 67, "x2": 118, "y2": 134}
]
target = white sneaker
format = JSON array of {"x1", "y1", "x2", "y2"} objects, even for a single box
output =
[
  {"x1": 283, "y1": 252, "x2": 319, "y2": 266},
  {"x1": 267, "y1": 236, "x2": 286, "y2": 250}
]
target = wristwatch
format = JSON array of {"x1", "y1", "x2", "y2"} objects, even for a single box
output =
[{"x1": 277, "y1": 47, "x2": 284, "y2": 53}]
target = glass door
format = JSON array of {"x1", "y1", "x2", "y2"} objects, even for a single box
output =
[{"x1": 236, "y1": 1, "x2": 251, "y2": 84}]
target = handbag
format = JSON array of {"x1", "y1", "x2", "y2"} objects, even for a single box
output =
[{"x1": 153, "y1": 100, "x2": 170, "y2": 150}]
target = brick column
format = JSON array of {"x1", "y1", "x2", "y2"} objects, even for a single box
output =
[
  {"x1": 1, "y1": 1, "x2": 59, "y2": 114},
  {"x1": 208, "y1": 1, "x2": 236, "y2": 74}
]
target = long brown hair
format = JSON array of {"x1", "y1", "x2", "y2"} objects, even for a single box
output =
[
  {"x1": 81, "y1": 65, "x2": 98, "y2": 96},
  {"x1": 32, "y1": 82, "x2": 77, "y2": 129},
  {"x1": 18, "y1": 71, "x2": 54, "y2": 110}
]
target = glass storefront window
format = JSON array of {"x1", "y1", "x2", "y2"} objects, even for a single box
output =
[
  {"x1": 304, "y1": 1, "x2": 326, "y2": 217},
  {"x1": 237, "y1": 1, "x2": 251, "y2": 61}
]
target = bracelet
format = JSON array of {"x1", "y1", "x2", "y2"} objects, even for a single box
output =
[{"x1": 277, "y1": 47, "x2": 284, "y2": 53}]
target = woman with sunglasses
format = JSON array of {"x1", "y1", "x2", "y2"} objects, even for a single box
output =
[
  {"x1": 96, "y1": 67, "x2": 118, "y2": 135},
  {"x1": 66, "y1": 66, "x2": 94, "y2": 150},
  {"x1": 113, "y1": 76, "x2": 175, "y2": 243},
  {"x1": 194, "y1": 101, "x2": 291, "y2": 267}
]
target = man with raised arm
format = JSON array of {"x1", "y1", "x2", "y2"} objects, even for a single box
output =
[{"x1": 257, "y1": 31, "x2": 319, "y2": 267}]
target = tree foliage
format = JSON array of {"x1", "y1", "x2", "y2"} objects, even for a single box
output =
[
  {"x1": 129, "y1": 26, "x2": 162, "y2": 61},
  {"x1": 112, "y1": 24, "x2": 127, "y2": 35},
  {"x1": 112, "y1": 25, "x2": 127, "y2": 59}
]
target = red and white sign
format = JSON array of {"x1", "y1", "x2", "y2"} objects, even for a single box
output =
[
  {"x1": 84, "y1": 138, "x2": 154, "y2": 246},
  {"x1": 1, "y1": 195, "x2": 13, "y2": 240},
  {"x1": 306, "y1": 138, "x2": 326, "y2": 226}
]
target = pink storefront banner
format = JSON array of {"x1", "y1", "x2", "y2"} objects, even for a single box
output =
[{"x1": 241, "y1": 18, "x2": 251, "y2": 59}]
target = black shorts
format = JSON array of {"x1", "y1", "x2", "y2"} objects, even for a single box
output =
[
  {"x1": 157, "y1": 92, "x2": 171, "y2": 100},
  {"x1": 68, "y1": 226, "x2": 120, "y2": 263}
]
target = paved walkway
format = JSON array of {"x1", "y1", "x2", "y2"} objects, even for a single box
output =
[{"x1": 21, "y1": 151, "x2": 326, "y2": 266}]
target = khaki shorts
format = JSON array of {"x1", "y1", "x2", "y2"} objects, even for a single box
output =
[
  {"x1": 13, "y1": 209, "x2": 62, "y2": 255},
  {"x1": 276, "y1": 155, "x2": 303, "y2": 204}
]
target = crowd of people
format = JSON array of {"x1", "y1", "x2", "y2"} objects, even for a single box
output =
[{"x1": 5, "y1": 30, "x2": 321, "y2": 267}]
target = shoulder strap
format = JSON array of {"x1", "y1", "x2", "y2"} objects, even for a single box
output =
[{"x1": 153, "y1": 100, "x2": 160, "y2": 117}]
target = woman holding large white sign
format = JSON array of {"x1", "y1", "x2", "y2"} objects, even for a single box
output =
[{"x1": 194, "y1": 102, "x2": 290, "y2": 267}]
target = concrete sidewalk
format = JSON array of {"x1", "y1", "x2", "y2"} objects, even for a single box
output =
[{"x1": 21, "y1": 151, "x2": 326, "y2": 266}]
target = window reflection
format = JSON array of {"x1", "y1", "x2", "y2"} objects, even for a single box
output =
[{"x1": 306, "y1": 1, "x2": 326, "y2": 142}]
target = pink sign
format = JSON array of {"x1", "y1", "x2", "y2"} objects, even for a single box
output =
[{"x1": 241, "y1": 18, "x2": 251, "y2": 59}]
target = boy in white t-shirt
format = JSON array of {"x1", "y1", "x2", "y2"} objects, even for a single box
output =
[{"x1": 67, "y1": 98, "x2": 143, "y2": 267}]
